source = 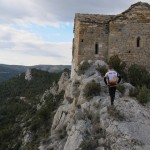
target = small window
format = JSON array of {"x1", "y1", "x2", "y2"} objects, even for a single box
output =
[
  {"x1": 95, "y1": 43, "x2": 99, "y2": 54},
  {"x1": 81, "y1": 39, "x2": 84, "y2": 42},
  {"x1": 137, "y1": 37, "x2": 140, "y2": 47}
]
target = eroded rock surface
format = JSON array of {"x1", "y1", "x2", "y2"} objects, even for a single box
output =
[{"x1": 40, "y1": 60, "x2": 150, "y2": 150}]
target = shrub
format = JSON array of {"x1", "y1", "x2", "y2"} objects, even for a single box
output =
[
  {"x1": 84, "y1": 109, "x2": 100, "y2": 123},
  {"x1": 136, "y1": 86, "x2": 150, "y2": 104},
  {"x1": 83, "y1": 80, "x2": 101, "y2": 98},
  {"x1": 108, "y1": 55, "x2": 127, "y2": 80},
  {"x1": 57, "y1": 126, "x2": 67, "y2": 139},
  {"x1": 129, "y1": 86, "x2": 150, "y2": 104},
  {"x1": 63, "y1": 68, "x2": 70, "y2": 75},
  {"x1": 78, "y1": 61, "x2": 90, "y2": 75},
  {"x1": 58, "y1": 129, "x2": 67, "y2": 139},
  {"x1": 79, "y1": 138, "x2": 98, "y2": 150},
  {"x1": 129, "y1": 87, "x2": 139, "y2": 97},
  {"x1": 93, "y1": 102, "x2": 100, "y2": 109},
  {"x1": 107, "y1": 106, "x2": 125, "y2": 121},
  {"x1": 96, "y1": 65, "x2": 107, "y2": 77},
  {"x1": 128, "y1": 64, "x2": 150, "y2": 88},
  {"x1": 117, "y1": 84, "x2": 125, "y2": 95}
]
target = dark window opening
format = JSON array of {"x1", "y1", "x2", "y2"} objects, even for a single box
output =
[
  {"x1": 81, "y1": 39, "x2": 84, "y2": 42},
  {"x1": 95, "y1": 43, "x2": 99, "y2": 54},
  {"x1": 137, "y1": 37, "x2": 140, "y2": 47},
  {"x1": 72, "y1": 38, "x2": 74, "y2": 57},
  {"x1": 128, "y1": 51, "x2": 131, "y2": 53}
]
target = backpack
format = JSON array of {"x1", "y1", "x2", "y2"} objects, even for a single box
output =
[{"x1": 107, "y1": 71, "x2": 118, "y2": 86}]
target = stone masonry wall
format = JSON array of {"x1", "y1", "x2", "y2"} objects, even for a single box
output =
[
  {"x1": 73, "y1": 19, "x2": 80, "y2": 68},
  {"x1": 108, "y1": 3, "x2": 150, "y2": 69},
  {"x1": 77, "y1": 22, "x2": 109, "y2": 66},
  {"x1": 73, "y1": 2, "x2": 150, "y2": 70},
  {"x1": 73, "y1": 14, "x2": 113, "y2": 69}
]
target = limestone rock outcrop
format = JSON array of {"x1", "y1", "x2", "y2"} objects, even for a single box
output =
[
  {"x1": 39, "y1": 60, "x2": 150, "y2": 150},
  {"x1": 25, "y1": 69, "x2": 32, "y2": 81}
]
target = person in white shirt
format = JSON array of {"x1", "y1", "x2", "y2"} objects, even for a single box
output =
[{"x1": 104, "y1": 65, "x2": 121, "y2": 106}]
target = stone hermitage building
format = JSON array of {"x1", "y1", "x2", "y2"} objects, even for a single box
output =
[{"x1": 72, "y1": 2, "x2": 150, "y2": 70}]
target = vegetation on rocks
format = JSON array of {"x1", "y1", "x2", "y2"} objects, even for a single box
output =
[
  {"x1": 107, "y1": 106, "x2": 125, "y2": 121},
  {"x1": 83, "y1": 80, "x2": 101, "y2": 98},
  {"x1": 128, "y1": 64, "x2": 150, "y2": 88},
  {"x1": 129, "y1": 87, "x2": 140, "y2": 97},
  {"x1": 136, "y1": 87, "x2": 150, "y2": 104},
  {"x1": 117, "y1": 84, "x2": 125, "y2": 95},
  {"x1": 96, "y1": 64, "x2": 107, "y2": 76},
  {"x1": 0, "y1": 69, "x2": 64, "y2": 150},
  {"x1": 1, "y1": 57, "x2": 150, "y2": 150},
  {"x1": 78, "y1": 61, "x2": 91, "y2": 75},
  {"x1": 108, "y1": 55, "x2": 127, "y2": 80},
  {"x1": 108, "y1": 55, "x2": 150, "y2": 104},
  {"x1": 79, "y1": 137, "x2": 98, "y2": 150},
  {"x1": 79, "y1": 126, "x2": 107, "y2": 150},
  {"x1": 128, "y1": 64, "x2": 150, "y2": 104}
]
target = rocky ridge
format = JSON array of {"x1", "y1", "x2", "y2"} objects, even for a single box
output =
[
  {"x1": 39, "y1": 60, "x2": 150, "y2": 150},
  {"x1": 25, "y1": 68, "x2": 32, "y2": 81}
]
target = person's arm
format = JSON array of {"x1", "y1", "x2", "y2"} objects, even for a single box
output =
[
  {"x1": 104, "y1": 73, "x2": 108, "y2": 85},
  {"x1": 117, "y1": 74, "x2": 121, "y2": 83}
]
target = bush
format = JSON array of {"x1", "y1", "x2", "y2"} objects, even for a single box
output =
[
  {"x1": 108, "y1": 55, "x2": 127, "y2": 80},
  {"x1": 58, "y1": 129, "x2": 67, "y2": 139},
  {"x1": 79, "y1": 138, "x2": 98, "y2": 150},
  {"x1": 136, "y1": 86, "x2": 150, "y2": 104},
  {"x1": 97, "y1": 65, "x2": 107, "y2": 77},
  {"x1": 117, "y1": 84, "x2": 125, "y2": 95},
  {"x1": 78, "y1": 61, "x2": 90, "y2": 75},
  {"x1": 128, "y1": 64, "x2": 150, "y2": 88},
  {"x1": 63, "y1": 68, "x2": 70, "y2": 75},
  {"x1": 107, "y1": 106, "x2": 125, "y2": 121},
  {"x1": 129, "y1": 87, "x2": 139, "y2": 97},
  {"x1": 83, "y1": 80, "x2": 101, "y2": 98}
]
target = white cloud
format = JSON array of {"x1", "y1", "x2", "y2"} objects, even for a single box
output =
[
  {"x1": 0, "y1": 0, "x2": 149, "y2": 26},
  {"x1": 0, "y1": 24, "x2": 72, "y2": 65},
  {"x1": 0, "y1": 51, "x2": 71, "y2": 66},
  {"x1": 0, "y1": 0, "x2": 149, "y2": 65}
]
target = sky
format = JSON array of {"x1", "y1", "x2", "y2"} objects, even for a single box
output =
[{"x1": 0, "y1": 0, "x2": 149, "y2": 66}]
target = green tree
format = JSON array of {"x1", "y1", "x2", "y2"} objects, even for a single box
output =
[
  {"x1": 108, "y1": 55, "x2": 127, "y2": 80},
  {"x1": 128, "y1": 64, "x2": 150, "y2": 88}
]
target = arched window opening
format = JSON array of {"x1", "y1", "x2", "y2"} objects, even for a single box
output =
[
  {"x1": 95, "y1": 43, "x2": 99, "y2": 54},
  {"x1": 137, "y1": 37, "x2": 140, "y2": 47}
]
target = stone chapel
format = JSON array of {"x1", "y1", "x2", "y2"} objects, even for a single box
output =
[{"x1": 72, "y1": 2, "x2": 150, "y2": 70}]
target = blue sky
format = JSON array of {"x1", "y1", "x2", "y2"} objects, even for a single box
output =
[
  {"x1": 0, "y1": 0, "x2": 149, "y2": 65},
  {"x1": 12, "y1": 23, "x2": 74, "y2": 42}
]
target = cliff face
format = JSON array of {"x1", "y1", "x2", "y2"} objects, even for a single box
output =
[{"x1": 40, "y1": 60, "x2": 150, "y2": 150}]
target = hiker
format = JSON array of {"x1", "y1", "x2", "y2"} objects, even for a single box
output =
[{"x1": 104, "y1": 65, "x2": 121, "y2": 106}]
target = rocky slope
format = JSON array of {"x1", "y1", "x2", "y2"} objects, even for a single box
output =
[
  {"x1": 0, "y1": 69, "x2": 65, "y2": 150},
  {"x1": 39, "y1": 60, "x2": 150, "y2": 150}
]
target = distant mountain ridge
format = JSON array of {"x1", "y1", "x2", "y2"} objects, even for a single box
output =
[{"x1": 0, "y1": 64, "x2": 71, "y2": 82}]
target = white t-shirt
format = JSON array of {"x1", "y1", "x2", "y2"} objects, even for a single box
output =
[{"x1": 105, "y1": 70, "x2": 118, "y2": 85}]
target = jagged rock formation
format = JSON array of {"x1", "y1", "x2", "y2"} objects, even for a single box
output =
[
  {"x1": 39, "y1": 60, "x2": 150, "y2": 150},
  {"x1": 25, "y1": 68, "x2": 32, "y2": 81},
  {"x1": 21, "y1": 71, "x2": 69, "y2": 150}
]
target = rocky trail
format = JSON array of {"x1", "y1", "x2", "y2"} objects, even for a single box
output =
[{"x1": 39, "y1": 60, "x2": 150, "y2": 150}]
